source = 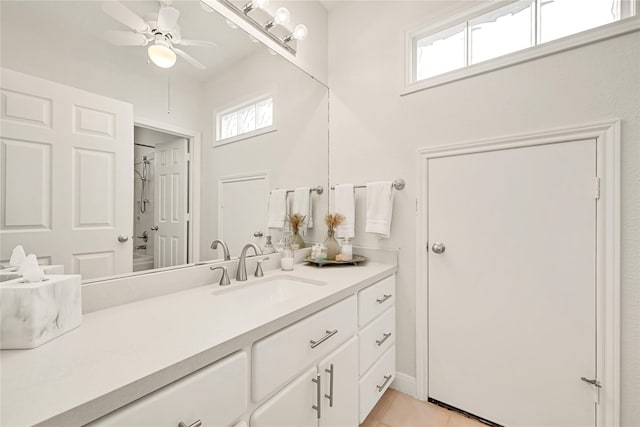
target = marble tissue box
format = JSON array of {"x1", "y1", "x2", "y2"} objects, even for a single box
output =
[{"x1": 1, "y1": 274, "x2": 82, "y2": 349}]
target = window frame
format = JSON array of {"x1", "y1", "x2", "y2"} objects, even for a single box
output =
[
  {"x1": 404, "y1": 0, "x2": 640, "y2": 95},
  {"x1": 214, "y1": 89, "x2": 277, "y2": 147}
]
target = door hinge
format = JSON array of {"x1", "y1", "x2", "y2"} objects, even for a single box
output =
[{"x1": 594, "y1": 177, "x2": 600, "y2": 200}]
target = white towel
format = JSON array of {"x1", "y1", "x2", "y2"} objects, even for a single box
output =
[
  {"x1": 335, "y1": 184, "x2": 355, "y2": 239},
  {"x1": 268, "y1": 189, "x2": 288, "y2": 230},
  {"x1": 292, "y1": 187, "x2": 313, "y2": 232},
  {"x1": 366, "y1": 181, "x2": 394, "y2": 238}
]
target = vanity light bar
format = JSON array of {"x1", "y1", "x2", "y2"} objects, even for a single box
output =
[
  {"x1": 330, "y1": 179, "x2": 406, "y2": 191},
  {"x1": 213, "y1": 0, "x2": 300, "y2": 55}
]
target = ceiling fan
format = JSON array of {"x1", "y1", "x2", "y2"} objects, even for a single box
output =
[{"x1": 102, "y1": 0, "x2": 216, "y2": 70}]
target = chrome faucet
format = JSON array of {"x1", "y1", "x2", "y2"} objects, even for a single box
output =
[
  {"x1": 211, "y1": 239, "x2": 231, "y2": 261},
  {"x1": 236, "y1": 243, "x2": 263, "y2": 281}
]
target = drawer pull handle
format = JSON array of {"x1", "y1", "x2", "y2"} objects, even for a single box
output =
[
  {"x1": 376, "y1": 375, "x2": 392, "y2": 392},
  {"x1": 310, "y1": 329, "x2": 338, "y2": 349},
  {"x1": 178, "y1": 420, "x2": 202, "y2": 427},
  {"x1": 324, "y1": 364, "x2": 334, "y2": 407},
  {"x1": 312, "y1": 374, "x2": 322, "y2": 419},
  {"x1": 376, "y1": 294, "x2": 392, "y2": 304},
  {"x1": 376, "y1": 332, "x2": 392, "y2": 346}
]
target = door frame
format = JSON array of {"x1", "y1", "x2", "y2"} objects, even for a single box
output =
[
  {"x1": 217, "y1": 170, "x2": 270, "y2": 244},
  {"x1": 134, "y1": 117, "x2": 202, "y2": 264},
  {"x1": 415, "y1": 120, "x2": 621, "y2": 427}
]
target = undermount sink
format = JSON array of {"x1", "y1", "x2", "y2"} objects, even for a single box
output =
[{"x1": 212, "y1": 275, "x2": 326, "y2": 305}]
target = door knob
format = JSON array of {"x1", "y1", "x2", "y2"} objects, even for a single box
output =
[
  {"x1": 150, "y1": 226, "x2": 159, "y2": 231},
  {"x1": 431, "y1": 242, "x2": 446, "y2": 254},
  {"x1": 117, "y1": 235, "x2": 129, "y2": 243}
]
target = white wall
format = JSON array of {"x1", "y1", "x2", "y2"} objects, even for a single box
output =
[
  {"x1": 200, "y1": 47, "x2": 329, "y2": 259},
  {"x1": 327, "y1": 2, "x2": 640, "y2": 424}
]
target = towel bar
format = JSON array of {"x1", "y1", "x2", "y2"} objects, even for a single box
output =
[
  {"x1": 270, "y1": 185, "x2": 324, "y2": 195},
  {"x1": 330, "y1": 178, "x2": 405, "y2": 191}
]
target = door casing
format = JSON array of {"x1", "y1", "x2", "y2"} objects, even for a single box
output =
[{"x1": 415, "y1": 120, "x2": 621, "y2": 427}]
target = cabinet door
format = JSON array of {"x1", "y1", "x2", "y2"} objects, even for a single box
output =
[
  {"x1": 318, "y1": 337, "x2": 358, "y2": 427},
  {"x1": 251, "y1": 367, "x2": 318, "y2": 427}
]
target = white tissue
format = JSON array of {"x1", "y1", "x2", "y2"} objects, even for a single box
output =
[
  {"x1": 9, "y1": 245, "x2": 26, "y2": 268},
  {"x1": 18, "y1": 254, "x2": 45, "y2": 283}
]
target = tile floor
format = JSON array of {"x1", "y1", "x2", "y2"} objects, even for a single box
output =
[{"x1": 360, "y1": 388, "x2": 487, "y2": 427}]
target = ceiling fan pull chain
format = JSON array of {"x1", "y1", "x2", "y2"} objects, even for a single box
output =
[{"x1": 167, "y1": 74, "x2": 171, "y2": 115}]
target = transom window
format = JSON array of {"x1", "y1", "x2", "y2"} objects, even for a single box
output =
[
  {"x1": 215, "y1": 94, "x2": 274, "y2": 145},
  {"x1": 412, "y1": 0, "x2": 632, "y2": 83}
]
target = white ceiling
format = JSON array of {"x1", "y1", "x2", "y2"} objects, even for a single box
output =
[{"x1": 0, "y1": 0, "x2": 263, "y2": 82}]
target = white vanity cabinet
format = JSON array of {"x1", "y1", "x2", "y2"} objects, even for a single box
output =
[
  {"x1": 88, "y1": 351, "x2": 248, "y2": 427},
  {"x1": 251, "y1": 337, "x2": 358, "y2": 427},
  {"x1": 357, "y1": 275, "x2": 396, "y2": 423}
]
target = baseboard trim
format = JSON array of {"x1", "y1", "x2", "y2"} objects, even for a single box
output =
[{"x1": 391, "y1": 372, "x2": 417, "y2": 398}]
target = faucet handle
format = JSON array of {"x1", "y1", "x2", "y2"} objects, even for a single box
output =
[
  {"x1": 254, "y1": 257, "x2": 270, "y2": 277},
  {"x1": 210, "y1": 266, "x2": 231, "y2": 286}
]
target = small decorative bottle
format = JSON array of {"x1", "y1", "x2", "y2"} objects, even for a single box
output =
[
  {"x1": 263, "y1": 236, "x2": 275, "y2": 254},
  {"x1": 280, "y1": 235, "x2": 294, "y2": 271},
  {"x1": 341, "y1": 237, "x2": 353, "y2": 261}
]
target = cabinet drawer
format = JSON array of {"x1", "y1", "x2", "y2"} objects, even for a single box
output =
[
  {"x1": 89, "y1": 352, "x2": 248, "y2": 427},
  {"x1": 252, "y1": 296, "x2": 357, "y2": 402},
  {"x1": 359, "y1": 346, "x2": 395, "y2": 423},
  {"x1": 358, "y1": 275, "x2": 395, "y2": 327},
  {"x1": 359, "y1": 307, "x2": 395, "y2": 376}
]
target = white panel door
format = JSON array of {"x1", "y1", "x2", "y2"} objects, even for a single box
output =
[
  {"x1": 318, "y1": 337, "x2": 359, "y2": 427},
  {"x1": 219, "y1": 174, "x2": 268, "y2": 256},
  {"x1": 153, "y1": 138, "x2": 188, "y2": 268},
  {"x1": 427, "y1": 140, "x2": 596, "y2": 426},
  {"x1": 0, "y1": 68, "x2": 133, "y2": 279}
]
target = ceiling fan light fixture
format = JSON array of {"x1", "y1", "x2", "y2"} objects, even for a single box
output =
[{"x1": 148, "y1": 43, "x2": 177, "y2": 68}]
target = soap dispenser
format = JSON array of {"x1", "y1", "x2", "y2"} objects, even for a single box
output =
[{"x1": 263, "y1": 235, "x2": 275, "y2": 254}]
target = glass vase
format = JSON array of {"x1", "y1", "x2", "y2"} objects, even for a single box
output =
[
  {"x1": 292, "y1": 230, "x2": 305, "y2": 249},
  {"x1": 324, "y1": 230, "x2": 340, "y2": 260}
]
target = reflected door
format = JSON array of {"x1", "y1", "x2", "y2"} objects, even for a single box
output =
[
  {"x1": 218, "y1": 173, "x2": 269, "y2": 256},
  {"x1": 427, "y1": 140, "x2": 597, "y2": 426},
  {"x1": 153, "y1": 138, "x2": 188, "y2": 268},
  {"x1": 0, "y1": 68, "x2": 133, "y2": 279}
]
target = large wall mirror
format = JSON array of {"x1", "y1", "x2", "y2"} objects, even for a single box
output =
[{"x1": 0, "y1": 0, "x2": 329, "y2": 282}]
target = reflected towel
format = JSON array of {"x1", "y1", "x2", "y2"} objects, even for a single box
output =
[
  {"x1": 335, "y1": 184, "x2": 355, "y2": 239},
  {"x1": 366, "y1": 181, "x2": 394, "y2": 239},
  {"x1": 268, "y1": 189, "x2": 288, "y2": 230},
  {"x1": 293, "y1": 187, "x2": 313, "y2": 232}
]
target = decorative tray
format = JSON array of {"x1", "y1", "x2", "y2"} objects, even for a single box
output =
[{"x1": 304, "y1": 255, "x2": 366, "y2": 267}]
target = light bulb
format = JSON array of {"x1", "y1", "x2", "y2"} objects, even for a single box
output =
[
  {"x1": 274, "y1": 7, "x2": 290, "y2": 25},
  {"x1": 292, "y1": 24, "x2": 308, "y2": 41},
  {"x1": 252, "y1": 0, "x2": 269, "y2": 9},
  {"x1": 147, "y1": 44, "x2": 177, "y2": 68}
]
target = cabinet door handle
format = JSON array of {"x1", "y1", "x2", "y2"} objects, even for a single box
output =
[
  {"x1": 376, "y1": 294, "x2": 392, "y2": 304},
  {"x1": 178, "y1": 420, "x2": 202, "y2": 427},
  {"x1": 312, "y1": 374, "x2": 322, "y2": 419},
  {"x1": 376, "y1": 375, "x2": 392, "y2": 392},
  {"x1": 310, "y1": 329, "x2": 338, "y2": 349},
  {"x1": 376, "y1": 332, "x2": 392, "y2": 346},
  {"x1": 324, "y1": 364, "x2": 334, "y2": 407}
]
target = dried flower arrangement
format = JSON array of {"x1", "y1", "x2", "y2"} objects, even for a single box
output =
[
  {"x1": 289, "y1": 213, "x2": 306, "y2": 233},
  {"x1": 325, "y1": 213, "x2": 345, "y2": 235}
]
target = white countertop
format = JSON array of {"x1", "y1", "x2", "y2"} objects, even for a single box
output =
[{"x1": 0, "y1": 261, "x2": 396, "y2": 427}]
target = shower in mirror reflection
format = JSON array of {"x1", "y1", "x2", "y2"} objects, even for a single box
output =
[{"x1": 133, "y1": 141, "x2": 156, "y2": 272}]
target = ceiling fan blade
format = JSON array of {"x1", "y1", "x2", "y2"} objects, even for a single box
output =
[
  {"x1": 157, "y1": 6, "x2": 180, "y2": 32},
  {"x1": 103, "y1": 30, "x2": 148, "y2": 46},
  {"x1": 173, "y1": 48, "x2": 206, "y2": 70},
  {"x1": 174, "y1": 39, "x2": 217, "y2": 48},
  {"x1": 173, "y1": 39, "x2": 218, "y2": 47},
  {"x1": 102, "y1": 1, "x2": 149, "y2": 33}
]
